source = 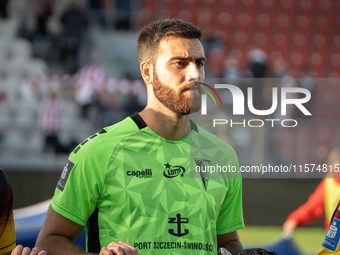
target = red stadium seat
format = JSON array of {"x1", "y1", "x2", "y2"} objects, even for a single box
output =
[
  {"x1": 274, "y1": 33, "x2": 287, "y2": 46},
  {"x1": 260, "y1": 0, "x2": 274, "y2": 8},
  {"x1": 319, "y1": 0, "x2": 331, "y2": 10},
  {"x1": 178, "y1": 10, "x2": 193, "y2": 23},
  {"x1": 331, "y1": 54, "x2": 340, "y2": 69},
  {"x1": 299, "y1": 0, "x2": 312, "y2": 10},
  {"x1": 276, "y1": 14, "x2": 289, "y2": 28},
  {"x1": 135, "y1": 0, "x2": 339, "y2": 79},
  {"x1": 257, "y1": 14, "x2": 270, "y2": 27},
  {"x1": 294, "y1": 34, "x2": 306, "y2": 47},
  {"x1": 234, "y1": 31, "x2": 248, "y2": 45},
  {"x1": 237, "y1": 13, "x2": 251, "y2": 26},
  {"x1": 163, "y1": 0, "x2": 179, "y2": 17},
  {"x1": 296, "y1": 15, "x2": 309, "y2": 28},
  {"x1": 280, "y1": 0, "x2": 293, "y2": 9},
  {"x1": 241, "y1": 0, "x2": 255, "y2": 7},
  {"x1": 290, "y1": 52, "x2": 303, "y2": 67},
  {"x1": 254, "y1": 32, "x2": 267, "y2": 48},
  {"x1": 334, "y1": 36, "x2": 340, "y2": 48}
]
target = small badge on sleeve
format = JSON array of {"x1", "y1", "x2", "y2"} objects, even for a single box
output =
[
  {"x1": 321, "y1": 218, "x2": 340, "y2": 252},
  {"x1": 57, "y1": 160, "x2": 75, "y2": 191}
]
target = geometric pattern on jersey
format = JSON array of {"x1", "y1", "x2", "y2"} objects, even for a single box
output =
[{"x1": 51, "y1": 113, "x2": 244, "y2": 255}]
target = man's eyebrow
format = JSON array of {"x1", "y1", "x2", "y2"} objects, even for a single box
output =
[{"x1": 168, "y1": 56, "x2": 206, "y2": 62}]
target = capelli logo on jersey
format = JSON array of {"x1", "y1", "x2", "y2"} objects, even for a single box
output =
[
  {"x1": 163, "y1": 163, "x2": 185, "y2": 178},
  {"x1": 127, "y1": 169, "x2": 152, "y2": 178}
]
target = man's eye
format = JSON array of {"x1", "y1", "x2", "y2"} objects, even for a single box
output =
[
  {"x1": 196, "y1": 61, "x2": 204, "y2": 68},
  {"x1": 175, "y1": 61, "x2": 185, "y2": 66}
]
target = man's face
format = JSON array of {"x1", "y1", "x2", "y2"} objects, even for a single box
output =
[{"x1": 152, "y1": 37, "x2": 206, "y2": 115}]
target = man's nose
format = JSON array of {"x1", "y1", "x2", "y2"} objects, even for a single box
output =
[{"x1": 187, "y1": 62, "x2": 200, "y2": 81}]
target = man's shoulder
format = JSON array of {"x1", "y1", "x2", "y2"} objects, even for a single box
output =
[
  {"x1": 70, "y1": 116, "x2": 140, "y2": 158},
  {"x1": 104, "y1": 116, "x2": 140, "y2": 137},
  {"x1": 193, "y1": 122, "x2": 239, "y2": 164},
  {"x1": 195, "y1": 123, "x2": 233, "y2": 150}
]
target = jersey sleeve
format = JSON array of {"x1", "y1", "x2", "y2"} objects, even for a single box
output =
[
  {"x1": 286, "y1": 179, "x2": 325, "y2": 226},
  {"x1": 216, "y1": 148, "x2": 244, "y2": 235},
  {"x1": 50, "y1": 132, "x2": 112, "y2": 226},
  {"x1": 0, "y1": 213, "x2": 16, "y2": 253}
]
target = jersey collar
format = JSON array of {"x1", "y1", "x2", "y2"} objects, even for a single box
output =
[{"x1": 130, "y1": 112, "x2": 198, "y2": 133}]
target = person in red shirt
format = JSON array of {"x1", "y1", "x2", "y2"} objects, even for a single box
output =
[{"x1": 283, "y1": 147, "x2": 340, "y2": 234}]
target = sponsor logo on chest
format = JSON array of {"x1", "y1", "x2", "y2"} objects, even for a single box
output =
[
  {"x1": 163, "y1": 163, "x2": 185, "y2": 178},
  {"x1": 127, "y1": 169, "x2": 152, "y2": 178}
]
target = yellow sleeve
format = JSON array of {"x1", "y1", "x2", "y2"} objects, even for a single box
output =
[
  {"x1": 318, "y1": 246, "x2": 340, "y2": 255},
  {"x1": 0, "y1": 213, "x2": 16, "y2": 254}
]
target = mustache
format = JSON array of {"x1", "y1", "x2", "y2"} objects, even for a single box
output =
[{"x1": 181, "y1": 81, "x2": 206, "y2": 91}]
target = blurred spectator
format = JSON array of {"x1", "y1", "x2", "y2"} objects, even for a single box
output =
[
  {"x1": 32, "y1": 0, "x2": 55, "y2": 59},
  {"x1": 0, "y1": 168, "x2": 16, "y2": 254},
  {"x1": 74, "y1": 60, "x2": 106, "y2": 119},
  {"x1": 60, "y1": 1, "x2": 88, "y2": 74},
  {"x1": 283, "y1": 147, "x2": 340, "y2": 235},
  {"x1": 0, "y1": 90, "x2": 8, "y2": 105},
  {"x1": 0, "y1": 90, "x2": 7, "y2": 152},
  {"x1": 271, "y1": 55, "x2": 299, "y2": 118},
  {"x1": 88, "y1": 0, "x2": 107, "y2": 29},
  {"x1": 96, "y1": 91, "x2": 120, "y2": 127},
  {"x1": 223, "y1": 57, "x2": 241, "y2": 81},
  {"x1": 278, "y1": 71, "x2": 298, "y2": 119},
  {"x1": 196, "y1": 4, "x2": 225, "y2": 77},
  {"x1": 40, "y1": 91, "x2": 68, "y2": 154},
  {"x1": 202, "y1": 30, "x2": 225, "y2": 77},
  {"x1": 34, "y1": 0, "x2": 55, "y2": 36},
  {"x1": 272, "y1": 55, "x2": 288, "y2": 79},
  {"x1": 115, "y1": 0, "x2": 132, "y2": 30},
  {"x1": 298, "y1": 66, "x2": 316, "y2": 118},
  {"x1": 196, "y1": 4, "x2": 212, "y2": 44},
  {"x1": 120, "y1": 94, "x2": 144, "y2": 116},
  {"x1": 206, "y1": 48, "x2": 225, "y2": 77},
  {"x1": 247, "y1": 47, "x2": 268, "y2": 110},
  {"x1": 221, "y1": 56, "x2": 242, "y2": 111},
  {"x1": 0, "y1": 0, "x2": 9, "y2": 19},
  {"x1": 248, "y1": 47, "x2": 268, "y2": 78}
]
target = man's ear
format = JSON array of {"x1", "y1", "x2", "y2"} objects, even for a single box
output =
[{"x1": 140, "y1": 62, "x2": 153, "y2": 85}]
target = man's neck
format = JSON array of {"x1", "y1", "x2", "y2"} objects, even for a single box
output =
[{"x1": 139, "y1": 108, "x2": 190, "y2": 140}]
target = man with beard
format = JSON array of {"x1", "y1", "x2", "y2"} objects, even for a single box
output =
[{"x1": 23, "y1": 19, "x2": 244, "y2": 255}]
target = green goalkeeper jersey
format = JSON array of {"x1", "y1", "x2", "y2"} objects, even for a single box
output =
[{"x1": 51, "y1": 113, "x2": 244, "y2": 254}]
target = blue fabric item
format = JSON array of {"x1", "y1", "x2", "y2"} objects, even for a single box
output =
[
  {"x1": 15, "y1": 213, "x2": 46, "y2": 227},
  {"x1": 16, "y1": 229, "x2": 41, "y2": 248},
  {"x1": 15, "y1": 210, "x2": 86, "y2": 250},
  {"x1": 265, "y1": 238, "x2": 303, "y2": 255},
  {"x1": 16, "y1": 227, "x2": 86, "y2": 250}
]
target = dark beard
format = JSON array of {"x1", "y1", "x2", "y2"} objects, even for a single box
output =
[{"x1": 152, "y1": 71, "x2": 202, "y2": 115}]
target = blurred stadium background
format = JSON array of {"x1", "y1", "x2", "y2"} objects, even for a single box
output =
[{"x1": 1, "y1": 0, "x2": 340, "y2": 254}]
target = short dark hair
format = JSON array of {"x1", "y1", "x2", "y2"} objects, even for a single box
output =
[{"x1": 137, "y1": 19, "x2": 202, "y2": 64}]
